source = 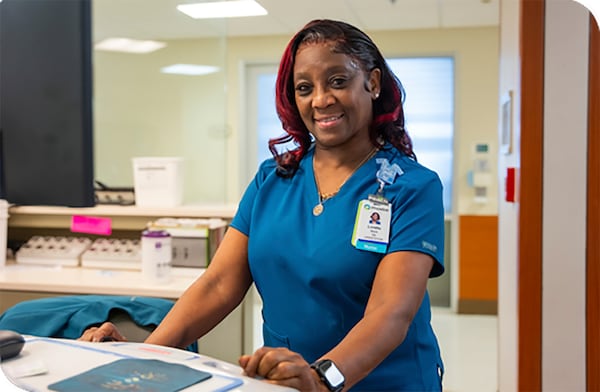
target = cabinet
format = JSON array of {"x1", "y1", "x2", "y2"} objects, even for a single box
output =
[
  {"x1": 1, "y1": 204, "x2": 247, "y2": 363},
  {"x1": 7, "y1": 204, "x2": 237, "y2": 251}
]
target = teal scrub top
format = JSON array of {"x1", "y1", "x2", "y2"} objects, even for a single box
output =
[{"x1": 231, "y1": 144, "x2": 445, "y2": 391}]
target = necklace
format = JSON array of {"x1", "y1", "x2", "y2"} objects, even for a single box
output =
[{"x1": 312, "y1": 146, "x2": 378, "y2": 216}]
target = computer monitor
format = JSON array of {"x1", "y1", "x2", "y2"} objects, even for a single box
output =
[{"x1": 0, "y1": 0, "x2": 95, "y2": 207}]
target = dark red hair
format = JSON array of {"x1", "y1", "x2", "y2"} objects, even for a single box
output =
[{"x1": 270, "y1": 19, "x2": 415, "y2": 177}]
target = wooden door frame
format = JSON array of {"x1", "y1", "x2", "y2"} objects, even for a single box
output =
[
  {"x1": 586, "y1": 15, "x2": 600, "y2": 392},
  {"x1": 518, "y1": 0, "x2": 545, "y2": 390}
]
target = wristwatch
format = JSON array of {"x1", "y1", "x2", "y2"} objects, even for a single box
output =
[{"x1": 310, "y1": 359, "x2": 345, "y2": 392}]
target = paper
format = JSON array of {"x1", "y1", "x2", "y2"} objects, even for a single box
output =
[
  {"x1": 5, "y1": 359, "x2": 48, "y2": 378},
  {"x1": 71, "y1": 215, "x2": 112, "y2": 236},
  {"x1": 47, "y1": 358, "x2": 211, "y2": 392}
]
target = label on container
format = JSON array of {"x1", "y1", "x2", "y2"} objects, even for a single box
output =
[{"x1": 141, "y1": 230, "x2": 172, "y2": 284}]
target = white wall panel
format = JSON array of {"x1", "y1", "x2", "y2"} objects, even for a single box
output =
[{"x1": 542, "y1": 1, "x2": 589, "y2": 390}]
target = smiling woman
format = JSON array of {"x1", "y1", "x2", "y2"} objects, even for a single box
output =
[{"x1": 80, "y1": 19, "x2": 448, "y2": 392}]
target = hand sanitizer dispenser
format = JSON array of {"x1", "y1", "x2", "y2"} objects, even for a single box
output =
[{"x1": 469, "y1": 143, "x2": 493, "y2": 204}]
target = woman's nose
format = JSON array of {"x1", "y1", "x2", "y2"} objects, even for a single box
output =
[{"x1": 312, "y1": 87, "x2": 334, "y2": 108}]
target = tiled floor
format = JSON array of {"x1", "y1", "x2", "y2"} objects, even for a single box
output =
[{"x1": 431, "y1": 307, "x2": 498, "y2": 392}]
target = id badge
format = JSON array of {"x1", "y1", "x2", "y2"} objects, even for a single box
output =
[{"x1": 351, "y1": 199, "x2": 391, "y2": 253}]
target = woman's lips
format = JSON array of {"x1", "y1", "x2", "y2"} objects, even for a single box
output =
[{"x1": 315, "y1": 114, "x2": 344, "y2": 127}]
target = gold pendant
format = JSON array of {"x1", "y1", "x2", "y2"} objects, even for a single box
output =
[{"x1": 313, "y1": 203, "x2": 324, "y2": 216}]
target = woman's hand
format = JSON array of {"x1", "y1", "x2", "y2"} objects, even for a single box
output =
[
  {"x1": 239, "y1": 347, "x2": 326, "y2": 392},
  {"x1": 78, "y1": 322, "x2": 127, "y2": 343}
]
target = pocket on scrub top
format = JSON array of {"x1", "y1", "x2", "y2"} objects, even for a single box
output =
[{"x1": 262, "y1": 322, "x2": 290, "y2": 348}]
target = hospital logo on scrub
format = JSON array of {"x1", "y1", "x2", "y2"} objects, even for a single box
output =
[{"x1": 421, "y1": 240, "x2": 437, "y2": 253}]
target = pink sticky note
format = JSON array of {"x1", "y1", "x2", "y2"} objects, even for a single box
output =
[{"x1": 71, "y1": 215, "x2": 112, "y2": 236}]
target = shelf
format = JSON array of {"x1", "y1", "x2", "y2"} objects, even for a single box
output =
[
  {"x1": 7, "y1": 204, "x2": 238, "y2": 230},
  {"x1": 8, "y1": 204, "x2": 238, "y2": 218}
]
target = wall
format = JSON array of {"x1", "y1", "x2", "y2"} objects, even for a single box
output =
[
  {"x1": 497, "y1": 0, "x2": 520, "y2": 389},
  {"x1": 542, "y1": 2, "x2": 589, "y2": 389}
]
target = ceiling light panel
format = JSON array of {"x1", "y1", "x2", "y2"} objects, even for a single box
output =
[
  {"x1": 95, "y1": 38, "x2": 166, "y2": 54},
  {"x1": 177, "y1": 0, "x2": 268, "y2": 19},
  {"x1": 161, "y1": 64, "x2": 220, "y2": 76}
]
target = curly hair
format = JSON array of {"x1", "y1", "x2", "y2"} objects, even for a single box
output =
[{"x1": 270, "y1": 19, "x2": 415, "y2": 177}]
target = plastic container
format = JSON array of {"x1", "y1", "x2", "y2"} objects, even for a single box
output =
[
  {"x1": 141, "y1": 230, "x2": 172, "y2": 284},
  {"x1": 132, "y1": 157, "x2": 183, "y2": 207}
]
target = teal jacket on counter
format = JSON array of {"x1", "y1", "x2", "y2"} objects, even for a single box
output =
[{"x1": 0, "y1": 295, "x2": 197, "y2": 352}]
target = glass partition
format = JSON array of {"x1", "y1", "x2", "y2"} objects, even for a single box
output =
[{"x1": 92, "y1": 8, "x2": 228, "y2": 204}]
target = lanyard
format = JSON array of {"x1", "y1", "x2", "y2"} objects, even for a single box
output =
[{"x1": 370, "y1": 158, "x2": 403, "y2": 202}]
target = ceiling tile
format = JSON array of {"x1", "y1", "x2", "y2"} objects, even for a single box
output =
[
  {"x1": 440, "y1": 0, "x2": 500, "y2": 28},
  {"x1": 348, "y1": 0, "x2": 441, "y2": 31},
  {"x1": 93, "y1": 0, "x2": 499, "y2": 41}
]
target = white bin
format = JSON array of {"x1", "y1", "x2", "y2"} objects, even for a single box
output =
[{"x1": 132, "y1": 157, "x2": 183, "y2": 207}]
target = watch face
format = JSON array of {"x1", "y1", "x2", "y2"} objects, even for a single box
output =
[
  {"x1": 321, "y1": 361, "x2": 344, "y2": 387},
  {"x1": 316, "y1": 360, "x2": 344, "y2": 389}
]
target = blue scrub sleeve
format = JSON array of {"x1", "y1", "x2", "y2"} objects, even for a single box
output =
[
  {"x1": 230, "y1": 159, "x2": 276, "y2": 236},
  {"x1": 387, "y1": 171, "x2": 445, "y2": 277}
]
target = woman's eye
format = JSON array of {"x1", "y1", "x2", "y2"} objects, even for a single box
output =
[
  {"x1": 295, "y1": 84, "x2": 312, "y2": 95},
  {"x1": 330, "y1": 77, "x2": 348, "y2": 88}
]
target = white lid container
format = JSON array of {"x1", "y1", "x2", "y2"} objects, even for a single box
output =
[{"x1": 132, "y1": 157, "x2": 183, "y2": 207}]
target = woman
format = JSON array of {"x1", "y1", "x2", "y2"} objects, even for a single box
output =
[{"x1": 81, "y1": 19, "x2": 445, "y2": 391}]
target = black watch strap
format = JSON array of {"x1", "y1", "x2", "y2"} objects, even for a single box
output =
[{"x1": 310, "y1": 359, "x2": 345, "y2": 392}]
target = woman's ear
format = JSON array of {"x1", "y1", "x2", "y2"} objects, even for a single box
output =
[{"x1": 369, "y1": 68, "x2": 382, "y2": 99}]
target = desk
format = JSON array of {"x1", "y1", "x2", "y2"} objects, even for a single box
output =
[
  {"x1": 0, "y1": 263, "x2": 246, "y2": 364},
  {"x1": 0, "y1": 262, "x2": 202, "y2": 300},
  {"x1": 0, "y1": 336, "x2": 293, "y2": 391}
]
